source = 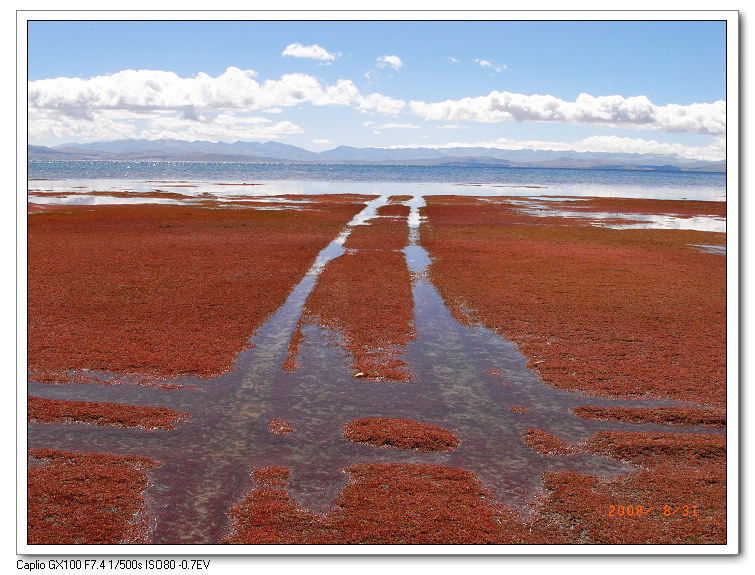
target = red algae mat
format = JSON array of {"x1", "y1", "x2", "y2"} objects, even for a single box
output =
[
  {"x1": 530, "y1": 432, "x2": 726, "y2": 544},
  {"x1": 572, "y1": 406, "x2": 726, "y2": 428},
  {"x1": 343, "y1": 417, "x2": 460, "y2": 452},
  {"x1": 412, "y1": 195, "x2": 727, "y2": 545},
  {"x1": 222, "y1": 431, "x2": 724, "y2": 544},
  {"x1": 28, "y1": 199, "x2": 368, "y2": 381},
  {"x1": 26, "y1": 196, "x2": 373, "y2": 545},
  {"x1": 28, "y1": 396, "x2": 189, "y2": 430},
  {"x1": 223, "y1": 463, "x2": 532, "y2": 544},
  {"x1": 286, "y1": 206, "x2": 416, "y2": 381},
  {"x1": 27, "y1": 193, "x2": 729, "y2": 547},
  {"x1": 420, "y1": 195, "x2": 726, "y2": 407},
  {"x1": 27, "y1": 448, "x2": 160, "y2": 544}
]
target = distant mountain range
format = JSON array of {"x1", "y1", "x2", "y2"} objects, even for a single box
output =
[{"x1": 27, "y1": 139, "x2": 726, "y2": 173}]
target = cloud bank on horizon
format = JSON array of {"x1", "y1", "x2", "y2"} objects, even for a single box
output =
[{"x1": 26, "y1": 21, "x2": 728, "y2": 162}]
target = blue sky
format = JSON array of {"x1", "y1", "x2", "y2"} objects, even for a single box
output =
[{"x1": 26, "y1": 18, "x2": 728, "y2": 160}]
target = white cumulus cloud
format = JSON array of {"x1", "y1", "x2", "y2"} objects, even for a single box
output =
[
  {"x1": 282, "y1": 43, "x2": 337, "y2": 61},
  {"x1": 376, "y1": 55, "x2": 402, "y2": 71},
  {"x1": 28, "y1": 67, "x2": 405, "y2": 115},
  {"x1": 28, "y1": 67, "x2": 407, "y2": 142},
  {"x1": 409, "y1": 91, "x2": 725, "y2": 135}
]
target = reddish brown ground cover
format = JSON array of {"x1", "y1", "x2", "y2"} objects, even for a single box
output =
[
  {"x1": 28, "y1": 396, "x2": 189, "y2": 430},
  {"x1": 415, "y1": 196, "x2": 727, "y2": 545},
  {"x1": 341, "y1": 212, "x2": 410, "y2": 251},
  {"x1": 522, "y1": 429, "x2": 576, "y2": 456},
  {"x1": 224, "y1": 431, "x2": 725, "y2": 544},
  {"x1": 572, "y1": 406, "x2": 726, "y2": 428},
  {"x1": 420, "y1": 196, "x2": 726, "y2": 407},
  {"x1": 223, "y1": 463, "x2": 532, "y2": 544},
  {"x1": 267, "y1": 419, "x2": 294, "y2": 435},
  {"x1": 28, "y1": 198, "x2": 369, "y2": 382},
  {"x1": 530, "y1": 432, "x2": 726, "y2": 544},
  {"x1": 375, "y1": 203, "x2": 411, "y2": 218},
  {"x1": 342, "y1": 417, "x2": 460, "y2": 452},
  {"x1": 289, "y1": 213, "x2": 416, "y2": 381},
  {"x1": 534, "y1": 196, "x2": 727, "y2": 218},
  {"x1": 27, "y1": 448, "x2": 160, "y2": 544}
]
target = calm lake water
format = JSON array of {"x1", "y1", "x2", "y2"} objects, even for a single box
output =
[{"x1": 28, "y1": 160, "x2": 726, "y2": 201}]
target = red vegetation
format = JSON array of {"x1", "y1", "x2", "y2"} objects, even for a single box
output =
[
  {"x1": 222, "y1": 466, "x2": 320, "y2": 544},
  {"x1": 416, "y1": 196, "x2": 726, "y2": 544},
  {"x1": 292, "y1": 214, "x2": 416, "y2": 381},
  {"x1": 28, "y1": 396, "x2": 189, "y2": 430},
  {"x1": 224, "y1": 463, "x2": 532, "y2": 544},
  {"x1": 572, "y1": 406, "x2": 726, "y2": 428},
  {"x1": 529, "y1": 432, "x2": 726, "y2": 544},
  {"x1": 28, "y1": 199, "x2": 367, "y2": 381},
  {"x1": 342, "y1": 417, "x2": 460, "y2": 452},
  {"x1": 342, "y1": 217, "x2": 409, "y2": 251},
  {"x1": 251, "y1": 466, "x2": 291, "y2": 486},
  {"x1": 27, "y1": 448, "x2": 160, "y2": 544},
  {"x1": 267, "y1": 419, "x2": 294, "y2": 435},
  {"x1": 536, "y1": 196, "x2": 726, "y2": 219},
  {"x1": 223, "y1": 430, "x2": 725, "y2": 544},
  {"x1": 521, "y1": 429, "x2": 576, "y2": 456},
  {"x1": 420, "y1": 196, "x2": 726, "y2": 407},
  {"x1": 376, "y1": 204, "x2": 411, "y2": 218},
  {"x1": 510, "y1": 406, "x2": 528, "y2": 412}
]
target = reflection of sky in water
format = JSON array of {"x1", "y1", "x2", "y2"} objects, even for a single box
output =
[
  {"x1": 28, "y1": 195, "x2": 184, "y2": 206},
  {"x1": 689, "y1": 244, "x2": 726, "y2": 255},
  {"x1": 515, "y1": 205, "x2": 725, "y2": 233},
  {"x1": 28, "y1": 194, "x2": 724, "y2": 544}
]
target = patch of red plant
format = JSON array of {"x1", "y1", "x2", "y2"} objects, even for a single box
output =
[
  {"x1": 223, "y1": 463, "x2": 533, "y2": 544},
  {"x1": 537, "y1": 196, "x2": 726, "y2": 219},
  {"x1": 267, "y1": 419, "x2": 294, "y2": 435},
  {"x1": 528, "y1": 431, "x2": 726, "y2": 544},
  {"x1": 510, "y1": 406, "x2": 528, "y2": 413},
  {"x1": 290, "y1": 215, "x2": 416, "y2": 381},
  {"x1": 420, "y1": 195, "x2": 726, "y2": 407},
  {"x1": 223, "y1": 430, "x2": 725, "y2": 544},
  {"x1": 342, "y1": 216, "x2": 409, "y2": 251},
  {"x1": 521, "y1": 428, "x2": 576, "y2": 456},
  {"x1": 28, "y1": 199, "x2": 367, "y2": 381},
  {"x1": 342, "y1": 417, "x2": 459, "y2": 452},
  {"x1": 251, "y1": 466, "x2": 291, "y2": 486},
  {"x1": 27, "y1": 448, "x2": 160, "y2": 544},
  {"x1": 572, "y1": 406, "x2": 726, "y2": 428},
  {"x1": 376, "y1": 204, "x2": 411, "y2": 218},
  {"x1": 28, "y1": 396, "x2": 189, "y2": 430}
]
